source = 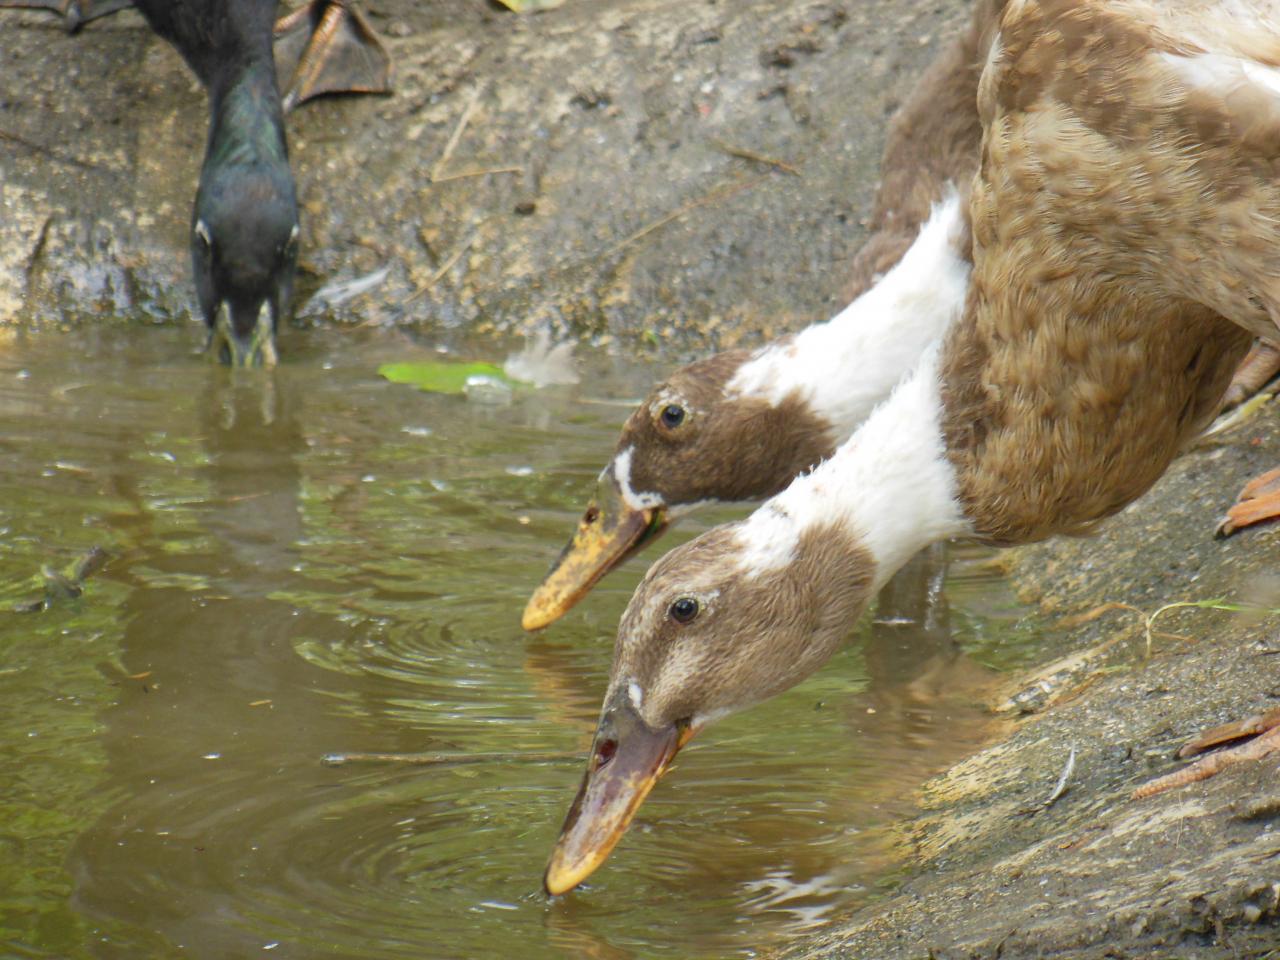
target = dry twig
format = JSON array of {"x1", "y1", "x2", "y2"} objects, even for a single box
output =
[
  {"x1": 604, "y1": 173, "x2": 771, "y2": 259},
  {"x1": 400, "y1": 231, "x2": 477, "y2": 306},
  {"x1": 431, "y1": 165, "x2": 524, "y2": 184},
  {"x1": 711, "y1": 137, "x2": 801, "y2": 176},
  {"x1": 432, "y1": 85, "x2": 485, "y2": 182}
]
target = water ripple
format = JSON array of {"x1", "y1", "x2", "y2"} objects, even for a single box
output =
[{"x1": 0, "y1": 330, "x2": 1043, "y2": 959}]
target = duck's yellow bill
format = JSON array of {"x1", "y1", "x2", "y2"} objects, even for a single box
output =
[
  {"x1": 522, "y1": 479, "x2": 667, "y2": 631},
  {"x1": 544, "y1": 694, "x2": 693, "y2": 895}
]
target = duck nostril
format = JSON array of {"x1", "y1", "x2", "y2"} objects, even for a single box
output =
[
  {"x1": 583, "y1": 506, "x2": 600, "y2": 525},
  {"x1": 594, "y1": 738, "x2": 617, "y2": 770}
]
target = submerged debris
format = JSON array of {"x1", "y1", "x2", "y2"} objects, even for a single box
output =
[
  {"x1": 502, "y1": 328, "x2": 579, "y2": 387},
  {"x1": 14, "y1": 545, "x2": 111, "y2": 613}
]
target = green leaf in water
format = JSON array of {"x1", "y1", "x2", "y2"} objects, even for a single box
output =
[{"x1": 377, "y1": 361, "x2": 515, "y2": 395}]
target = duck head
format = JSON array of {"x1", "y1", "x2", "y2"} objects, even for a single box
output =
[
  {"x1": 543, "y1": 518, "x2": 875, "y2": 894},
  {"x1": 192, "y1": 160, "x2": 299, "y2": 368},
  {"x1": 522, "y1": 349, "x2": 834, "y2": 630}
]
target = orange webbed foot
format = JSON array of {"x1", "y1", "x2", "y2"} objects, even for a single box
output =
[
  {"x1": 1216, "y1": 466, "x2": 1280, "y2": 538},
  {"x1": 1133, "y1": 707, "x2": 1280, "y2": 799}
]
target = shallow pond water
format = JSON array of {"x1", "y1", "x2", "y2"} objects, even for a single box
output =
[{"x1": 0, "y1": 326, "x2": 1045, "y2": 960}]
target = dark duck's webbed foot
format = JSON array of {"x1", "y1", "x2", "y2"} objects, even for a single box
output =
[
  {"x1": 1134, "y1": 707, "x2": 1280, "y2": 799},
  {"x1": 274, "y1": 0, "x2": 391, "y2": 113}
]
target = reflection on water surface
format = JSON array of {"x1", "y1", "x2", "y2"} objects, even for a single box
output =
[{"x1": 0, "y1": 327, "x2": 1042, "y2": 959}]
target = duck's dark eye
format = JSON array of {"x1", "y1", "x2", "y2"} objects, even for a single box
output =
[
  {"x1": 660, "y1": 404, "x2": 685, "y2": 428},
  {"x1": 669, "y1": 596, "x2": 699, "y2": 624}
]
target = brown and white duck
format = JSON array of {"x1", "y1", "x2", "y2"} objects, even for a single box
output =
[
  {"x1": 521, "y1": 192, "x2": 972, "y2": 630},
  {"x1": 544, "y1": 0, "x2": 1280, "y2": 894},
  {"x1": 518, "y1": 0, "x2": 1007, "y2": 631},
  {"x1": 522, "y1": 0, "x2": 1280, "y2": 631}
]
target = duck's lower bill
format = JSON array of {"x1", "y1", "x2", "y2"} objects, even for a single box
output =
[
  {"x1": 543, "y1": 693, "x2": 693, "y2": 895},
  {"x1": 521, "y1": 480, "x2": 667, "y2": 631},
  {"x1": 209, "y1": 302, "x2": 278, "y2": 368}
]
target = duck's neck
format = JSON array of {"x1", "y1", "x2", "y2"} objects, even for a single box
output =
[
  {"x1": 728, "y1": 191, "x2": 970, "y2": 443},
  {"x1": 206, "y1": 59, "x2": 290, "y2": 175},
  {"x1": 736, "y1": 344, "x2": 970, "y2": 592}
]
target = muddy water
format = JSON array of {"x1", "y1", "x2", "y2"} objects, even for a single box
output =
[{"x1": 0, "y1": 327, "x2": 1043, "y2": 960}]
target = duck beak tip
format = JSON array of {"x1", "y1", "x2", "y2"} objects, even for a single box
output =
[
  {"x1": 543, "y1": 694, "x2": 688, "y2": 893},
  {"x1": 520, "y1": 599, "x2": 554, "y2": 633}
]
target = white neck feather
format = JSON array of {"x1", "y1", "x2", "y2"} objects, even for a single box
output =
[
  {"x1": 727, "y1": 191, "x2": 970, "y2": 443},
  {"x1": 736, "y1": 344, "x2": 970, "y2": 591}
]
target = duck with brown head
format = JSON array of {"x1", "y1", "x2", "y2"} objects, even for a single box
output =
[
  {"x1": 522, "y1": 0, "x2": 1280, "y2": 631},
  {"x1": 522, "y1": 193, "x2": 974, "y2": 630},
  {"x1": 546, "y1": 0, "x2": 1280, "y2": 893},
  {"x1": 545, "y1": 345, "x2": 970, "y2": 894},
  {"x1": 518, "y1": 0, "x2": 1011, "y2": 632}
]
